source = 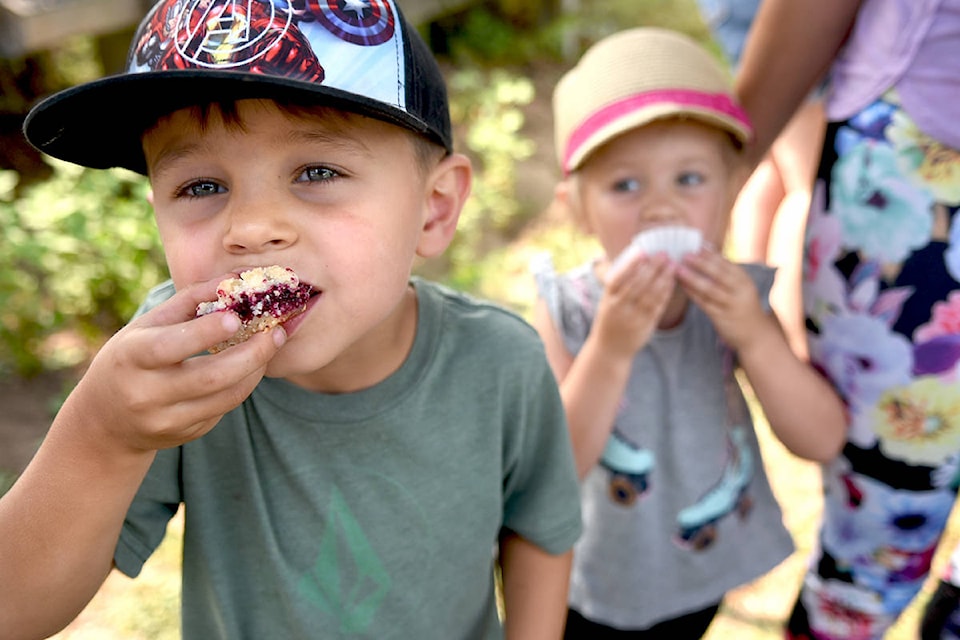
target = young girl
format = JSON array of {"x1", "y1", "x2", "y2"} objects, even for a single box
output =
[{"x1": 532, "y1": 27, "x2": 847, "y2": 637}]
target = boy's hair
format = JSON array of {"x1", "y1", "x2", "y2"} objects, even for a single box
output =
[
  {"x1": 23, "y1": 0, "x2": 451, "y2": 175},
  {"x1": 158, "y1": 100, "x2": 446, "y2": 175},
  {"x1": 553, "y1": 27, "x2": 753, "y2": 176}
]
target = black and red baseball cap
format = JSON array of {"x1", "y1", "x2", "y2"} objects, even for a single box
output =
[{"x1": 23, "y1": 0, "x2": 452, "y2": 175}]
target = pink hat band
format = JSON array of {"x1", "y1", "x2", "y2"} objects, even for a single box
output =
[
  {"x1": 553, "y1": 27, "x2": 754, "y2": 174},
  {"x1": 562, "y1": 88, "x2": 752, "y2": 174}
]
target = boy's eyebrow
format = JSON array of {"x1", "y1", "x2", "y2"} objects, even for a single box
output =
[
  {"x1": 147, "y1": 126, "x2": 375, "y2": 180},
  {"x1": 284, "y1": 127, "x2": 375, "y2": 159},
  {"x1": 147, "y1": 142, "x2": 202, "y2": 182}
]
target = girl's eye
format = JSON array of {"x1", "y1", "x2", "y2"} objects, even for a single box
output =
[
  {"x1": 177, "y1": 179, "x2": 225, "y2": 199},
  {"x1": 612, "y1": 178, "x2": 640, "y2": 193},
  {"x1": 678, "y1": 171, "x2": 706, "y2": 187},
  {"x1": 297, "y1": 165, "x2": 340, "y2": 183}
]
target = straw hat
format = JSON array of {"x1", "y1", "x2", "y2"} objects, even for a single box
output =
[{"x1": 553, "y1": 27, "x2": 752, "y2": 174}]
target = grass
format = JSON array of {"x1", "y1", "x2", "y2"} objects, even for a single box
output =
[{"x1": 51, "y1": 511, "x2": 183, "y2": 640}]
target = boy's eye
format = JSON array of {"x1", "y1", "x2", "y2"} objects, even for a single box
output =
[
  {"x1": 297, "y1": 165, "x2": 340, "y2": 183},
  {"x1": 678, "y1": 171, "x2": 705, "y2": 187},
  {"x1": 178, "y1": 179, "x2": 225, "y2": 198}
]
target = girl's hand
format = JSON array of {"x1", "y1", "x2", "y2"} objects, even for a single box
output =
[
  {"x1": 595, "y1": 251, "x2": 676, "y2": 358},
  {"x1": 68, "y1": 277, "x2": 287, "y2": 455},
  {"x1": 676, "y1": 247, "x2": 770, "y2": 351}
]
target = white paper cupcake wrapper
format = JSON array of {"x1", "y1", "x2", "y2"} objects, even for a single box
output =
[{"x1": 610, "y1": 225, "x2": 704, "y2": 275}]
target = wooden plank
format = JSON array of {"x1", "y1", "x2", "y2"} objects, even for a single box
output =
[
  {"x1": 0, "y1": 0, "x2": 478, "y2": 58},
  {"x1": 0, "y1": 0, "x2": 149, "y2": 57}
]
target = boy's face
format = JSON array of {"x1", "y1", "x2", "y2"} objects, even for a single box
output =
[
  {"x1": 568, "y1": 119, "x2": 739, "y2": 261},
  {"x1": 143, "y1": 99, "x2": 457, "y2": 388}
]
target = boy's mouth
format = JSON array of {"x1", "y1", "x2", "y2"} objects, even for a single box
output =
[
  {"x1": 196, "y1": 265, "x2": 316, "y2": 352},
  {"x1": 279, "y1": 287, "x2": 321, "y2": 336}
]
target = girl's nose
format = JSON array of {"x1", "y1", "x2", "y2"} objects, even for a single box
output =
[
  {"x1": 642, "y1": 192, "x2": 681, "y2": 224},
  {"x1": 221, "y1": 197, "x2": 297, "y2": 254}
]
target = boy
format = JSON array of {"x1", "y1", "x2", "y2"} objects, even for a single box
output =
[{"x1": 0, "y1": 1, "x2": 582, "y2": 638}]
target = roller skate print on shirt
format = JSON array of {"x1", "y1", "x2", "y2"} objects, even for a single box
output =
[
  {"x1": 600, "y1": 433, "x2": 655, "y2": 506},
  {"x1": 600, "y1": 344, "x2": 758, "y2": 551},
  {"x1": 672, "y1": 347, "x2": 757, "y2": 550},
  {"x1": 675, "y1": 424, "x2": 755, "y2": 550},
  {"x1": 600, "y1": 424, "x2": 755, "y2": 551}
]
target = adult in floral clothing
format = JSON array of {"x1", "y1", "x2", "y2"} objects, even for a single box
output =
[{"x1": 737, "y1": 0, "x2": 960, "y2": 637}]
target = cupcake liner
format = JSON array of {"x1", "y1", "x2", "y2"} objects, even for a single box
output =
[{"x1": 610, "y1": 225, "x2": 704, "y2": 276}]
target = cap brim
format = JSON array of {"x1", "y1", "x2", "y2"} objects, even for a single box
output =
[{"x1": 23, "y1": 70, "x2": 440, "y2": 175}]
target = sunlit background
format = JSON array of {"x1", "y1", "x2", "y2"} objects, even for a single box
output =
[{"x1": 0, "y1": 1, "x2": 955, "y2": 637}]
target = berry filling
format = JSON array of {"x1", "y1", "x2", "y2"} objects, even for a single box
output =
[{"x1": 223, "y1": 283, "x2": 313, "y2": 322}]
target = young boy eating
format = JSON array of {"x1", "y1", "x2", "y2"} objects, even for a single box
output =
[{"x1": 0, "y1": 2, "x2": 582, "y2": 638}]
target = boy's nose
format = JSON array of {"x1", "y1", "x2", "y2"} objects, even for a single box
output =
[{"x1": 222, "y1": 199, "x2": 297, "y2": 254}]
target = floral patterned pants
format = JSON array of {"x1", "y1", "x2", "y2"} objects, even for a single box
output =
[{"x1": 786, "y1": 92, "x2": 960, "y2": 640}]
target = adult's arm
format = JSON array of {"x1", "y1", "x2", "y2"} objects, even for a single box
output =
[{"x1": 736, "y1": 0, "x2": 863, "y2": 166}]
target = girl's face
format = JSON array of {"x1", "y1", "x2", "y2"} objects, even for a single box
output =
[
  {"x1": 142, "y1": 99, "x2": 457, "y2": 391},
  {"x1": 568, "y1": 119, "x2": 740, "y2": 262}
]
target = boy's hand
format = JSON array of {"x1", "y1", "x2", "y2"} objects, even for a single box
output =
[
  {"x1": 69, "y1": 277, "x2": 286, "y2": 454},
  {"x1": 596, "y1": 252, "x2": 675, "y2": 357},
  {"x1": 677, "y1": 247, "x2": 769, "y2": 351}
]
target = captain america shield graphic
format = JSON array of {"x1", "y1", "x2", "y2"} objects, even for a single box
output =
[{"x1": 313, "y1": 0, "x2": 395, "y2": 46}]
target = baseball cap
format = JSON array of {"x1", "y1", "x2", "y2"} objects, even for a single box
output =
[
  {"x1": 553, "y1": 27, "x2": 752, "y2": 175},
  {"x1": 23, "y1": 0, "x2": 452, "y2": 175}
]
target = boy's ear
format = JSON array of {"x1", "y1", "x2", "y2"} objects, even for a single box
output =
[{"x1": 417, "y1": 152, "x2": 472, "y2": 258}]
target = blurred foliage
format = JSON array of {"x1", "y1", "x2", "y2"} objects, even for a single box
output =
[
  {"x1": 45, "y1": 35, "x2": 106, "y2": 90},
  {"x1": 0, "y1": 164, "x2": 165, "y2": 375},
  {"x1": 0, "y1": 36, "x2": 103, "y2": 113},
  {"x1": 562, "y1": 0, "x2": 715, "y2": 44},
  {"x1": 432, "y1": 67, "x2": 537, "y2": 292},
  {"x1": 439, "y1": 6, "x2": 565, "y2": 64},
  {"x1": 436, "y1": 0, "x2": 714, "y2": 65}
]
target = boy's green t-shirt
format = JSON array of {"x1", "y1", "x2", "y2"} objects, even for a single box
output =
[{"x1": 115, "y1": 278, "x2": 582, "y2": 639}]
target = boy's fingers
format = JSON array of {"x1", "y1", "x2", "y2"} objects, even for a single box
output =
[
  {"x1": 123, "y1": 275, "x2": 262, "y2": 367},
  {"x1": 130, "y1": 276, "x2": 228, "y2": 327},
  {"x1": 123, "y1": 311, "x2": 243, "y2": 370},
  {"x1": 161, "y1": 361, "x2": 271, "y2": 438},
  {"x1": 183, "y1": 328, "x2": 284, "y2": 385},
  {"x1": 127, "y1": 330, "x2": 281, "y2": 427}
]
